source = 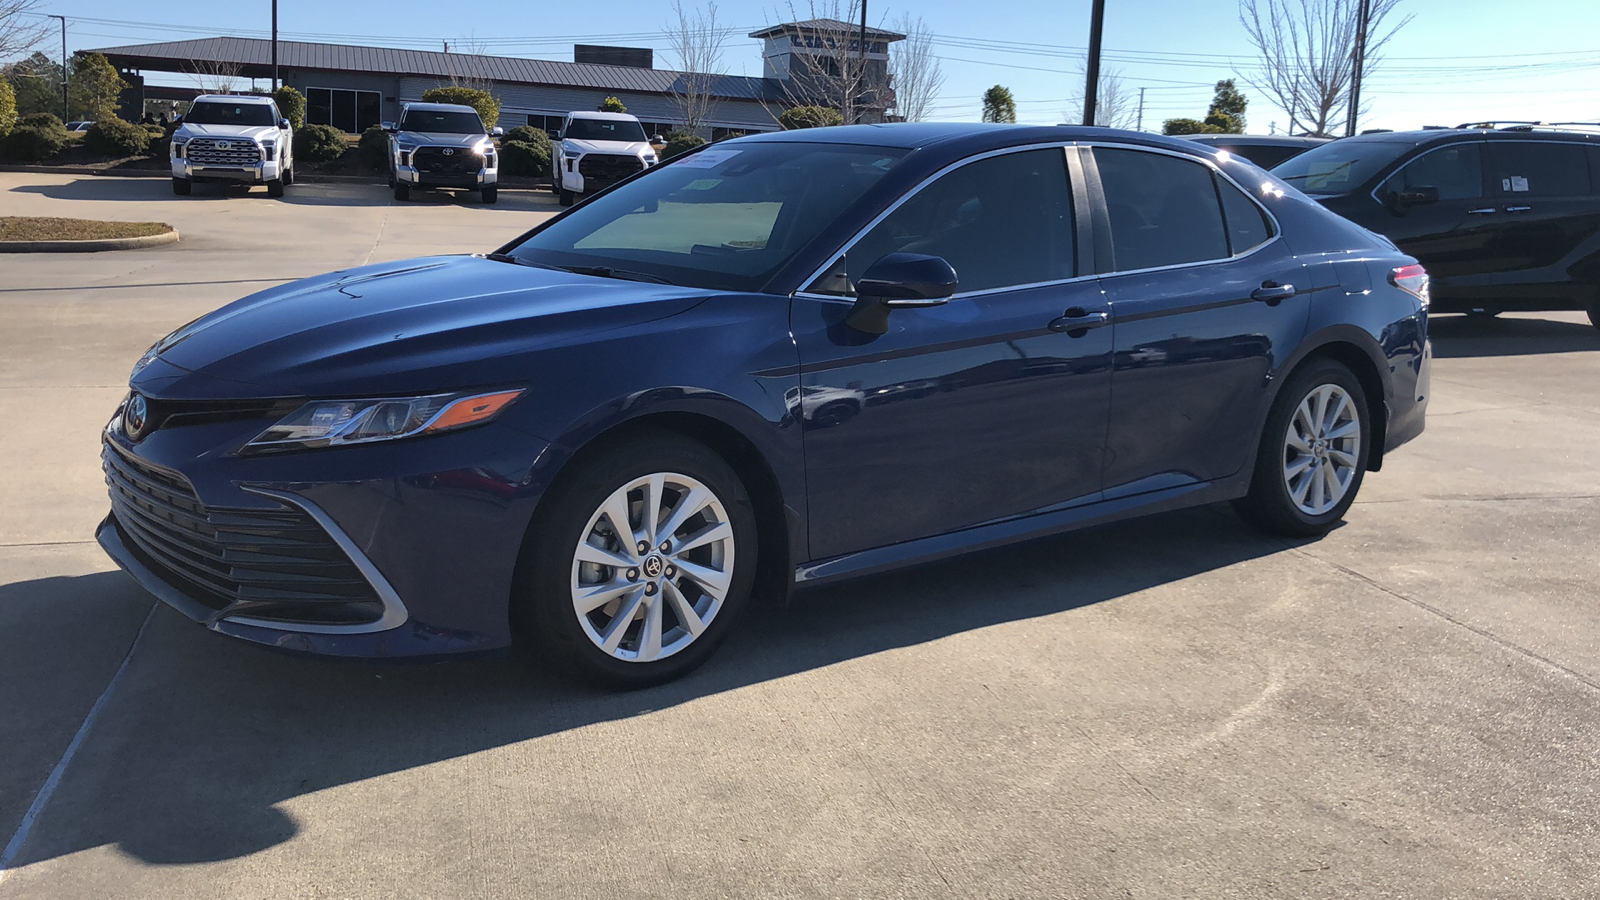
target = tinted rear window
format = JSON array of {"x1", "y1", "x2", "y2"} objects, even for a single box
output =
[
  {"x1": 1217, "y1": 177, "x2": 1273, "y2": 255},
  {"x1": 1272, "y1": 139, "x2": 1411, "y2": 194},
  {"x1": 1488, "y1": 142, "x2": 1592, "y2": 196},
  {"x1": 1096, "y1": 148, "x2": 1228, "y2": 271}
]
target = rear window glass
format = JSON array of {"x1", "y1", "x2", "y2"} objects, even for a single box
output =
[
  {"x1": 1096, "y1": 148, "x2": 1228, "y2": 271},
  {"x1": 1271, "y1": 139, "x2": 1411, "y2": 194},
  {"x1": 1488, "y1": 142, "x2": 1592, "y2": 196}
]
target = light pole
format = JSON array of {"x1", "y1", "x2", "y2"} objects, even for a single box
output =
[
  {"x1": 47, "y1": 14, "x2": 67, "y2": 121},
  {"x1": 271, "y1": 0, "x2": 279, "y2": 91},
  {"x1": 1082, "y1": 0, "x2": 1106, "y2": 126},
  {"x1": 1345, "y1": 0, "x2": 1372, "y2": 137}
]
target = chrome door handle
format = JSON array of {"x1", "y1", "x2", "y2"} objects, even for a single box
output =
[
  {"x1": 1251, "y1": 284, "x2": 1297, "y2": 304},
  {"x1": 1047, "y1": 308, "x2": 1110, "y2": 334},
  {"x1": 1506, "y1": 206, "x2": 1533, "y2": 212},
  {"x1": 1467, "y1": 208, "x2": 1496, "y2": 214}
]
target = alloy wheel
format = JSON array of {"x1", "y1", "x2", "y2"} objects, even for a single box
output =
[
  {"x1": 1282, "y1": 383, "x2": 1362, "y2": 516},
  {"x1": 569, "y1": 472, "x2": 735, "y2": 663}
]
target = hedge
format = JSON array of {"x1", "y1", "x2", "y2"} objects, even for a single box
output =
[
  {"x1": 662, "y1": 130, "x2": 707, "y2": 159},
  {"x1": 779, "y1": 106, "x2": 843, "y2": 130},
  {"x1": 84, "y1": 118, "x2": 151, "y2": 157},
  {"x1": 1, "y1": 125, "x2": 65, "y2": 161},
  {"x1": 293, "y1": 123, "x2": 347, "y2": 163},
  {"x1": 358, "y1": 124, "x2": 389, "y2": 170},
  {"x1": 273, "y1": 85, "x2": 306, "y2": 129}
]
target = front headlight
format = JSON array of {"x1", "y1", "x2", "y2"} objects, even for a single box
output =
[
  {"x1": 261, "y1": 141, "x2": 276, "y2": 158},
  {"x1": 171, "y1": 138, "x2": 188, "y2": 158},
  {"x1": 642, "y1": 153, "x2": 658, "y2": 165},
  {"x1": 471, "y1": 139, "x2": 493, "y2": 156},
  {"x1": 561, "y1": 146, "x2": 581, "y2": 159},
  {"x1": 242, "y1": 389, "x2": 524, "y2": 454}
]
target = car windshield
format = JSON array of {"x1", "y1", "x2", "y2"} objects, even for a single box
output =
[
  {"x1": 400, "y1": 110, "x2": 485, "y2": 134},
  {"x1": 184, "y1": 102, "x2": 278, "y2": 127},
  {"x1": 509, "y1": 142, "x2": 909, "y2": 292},
  {"x1": 564, "y1": 118, "x2": 649, "y2": 143},
  {"x1": 1271, "y1": 139, "x2": 1412, "y2": 194}
]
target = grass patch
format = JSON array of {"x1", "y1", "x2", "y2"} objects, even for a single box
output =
[{"x1": 0, "y1": 217, "x2": 173, "y2": 242}]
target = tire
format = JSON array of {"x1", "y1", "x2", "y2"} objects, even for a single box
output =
[
  {"x1": 282, "y1": 167, "x2": 294, "y2": 187},
  {"x1": 559, "y1": 187, "x2": 574, "y2": 207},
  {"x1": 393, "y1": 182, "x2": 411, "y2": 202},
  {"x1": 387, "y1": 171, "x2": 396, "y2": 189},
  {"x1": 480, "y1": 186, "x2": 498, "y2": 204},
  {"x1": 514, "y1": 431, "x2": 759, "y2": 689},
  {"x1": 171, "y1": 177, "x2": 191, "y2": 196},
  {"x1": 1586, "y1": 299, "x2": 1600, "y2": 331},
  {"x1": 1464, "y1": 308, "x2": 1500, "y2": 318},
  {"x1": 1233, "y1": 359, "x2": 1371, "y2": 538},
  {"x1": 266, "y1": 178, "x2": 285, "y2": 198}
]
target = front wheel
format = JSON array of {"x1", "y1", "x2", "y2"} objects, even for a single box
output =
[
  {"x1": 558, "y1": 187, "x2": 574, "y2": 207},
  {"x1": 480, "y1": 186, "x2": 498, "y2": 204},
  {"x1": 1233, "y1": 359, "x2": 1370, "y2": 537},
  {"x1": 514, "y1": 432, "x2": 759, "y2": 689},
  {"x1": 393, "y1": 182, "x2": 411, "y2": 201},
  {"x1": 171, "y1": 177, "x2": 191, "y2": 196},
  {"x1": 266, "y1": 177, "x2": 285, "y2": 198}
]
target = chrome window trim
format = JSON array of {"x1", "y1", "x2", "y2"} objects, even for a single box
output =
[
  {"x1": 226, "y1": 487, "x2": 411, "y2": 635},
  {"x1": 792, "y1": 141, "x2": 1083, "y2": 300}
]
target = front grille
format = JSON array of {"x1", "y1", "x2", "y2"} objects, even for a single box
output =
[
  {"x1": 187, "y1": 138, "x2": 263, "y2": 167},
  {"x1": 413, "y1": 146, "x2": 477, "y2": 176},
  {"x1": 578, "y1": 153, "x2": 644, "y2": 185},
  {"x1": 137, "y1": 396, "x2": 301, "y2": 438},
  {"x1": 103, "y1": 441, "x2": 383, "y2": 626}
]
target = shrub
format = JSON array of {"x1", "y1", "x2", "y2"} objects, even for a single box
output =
[
  {"x1": 1162, "y1": 118, "x2": 1224, "y2": 136},
  {"x1": 503, "y1": 124, "x2": 551, "y2": 147},
  {"x1": 662, "y1": 130, "x2": 706, "y2": 159},
  {"x1": 83, "y1": 117, "x2": 151, "y2": 156},
  {"x1": 0, "y1": 79, "x2": 16, "y2": 140},
  {"x1": 17, "y1": 111, "x2": 64, "y2": 132},
  {"x1": 357, "y1": 124, "x2": 390, "y2": 170},
  {"x1": 420, "y1": 87, "x2": 500, "y2": 130},
  {"x1": 500, "y1": 140, "x2": 551, "y2": 178},
  {"x1": 779, "y1": 105, "x2": 843, "y2": 130},
  {"x1": 273, "y1": 85, "x2": 305, "y2": 129},
  {"x1": 293, "y1": 123, "x2": 348, "y2": 163},
  {"x1": 599, "y1": 95, "x2": 627, "y2": 113},
  {"x1": 1, "y1": 124, "x2": 66, "y2": 161},
  {"x1": 142, "y1": 122, "x2": 166, "y2": 141}
]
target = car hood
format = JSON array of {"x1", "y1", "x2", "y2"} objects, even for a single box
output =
[
  {"x1": 176, "y1": 123, "x2": 279, "y2": 141},
  {"x1": 397, "y1": 131, "x2": 488, "y2": 148},
  {"x1": 563, "y1": 138, "x2": 650, "y2": 156},
  {"x1": 132, "y1": 255, "x2": 712, "y2": 399}
]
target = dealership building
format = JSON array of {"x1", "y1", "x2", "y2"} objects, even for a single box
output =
[{"x1": 89, "y1": 19, "x2": 904, "y2": 137}]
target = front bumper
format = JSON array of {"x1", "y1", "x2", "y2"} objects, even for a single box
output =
[
  {"x1": 172, "y1": 157, "x2": 283, "y2": 184},
  {"x1": 396, "y1": 164, "x2": 497, "y2": 190}
]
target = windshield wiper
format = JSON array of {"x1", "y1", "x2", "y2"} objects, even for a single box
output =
[
  {"x1": 559, "y1": 265, "x2": 676, "y2": 285},
  {"x1": 480, "y1": 253, "x2": 566, "y2": 271}
]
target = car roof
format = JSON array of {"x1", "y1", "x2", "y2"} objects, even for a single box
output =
[
  {"x1": 567, "y1": 111, "x2": 641, "y2": 121},
  {"x1": 1183, "y1": 134, "x2": 1330, "y2": 148},
  {"x1": 1335, "y1": 128, "x2": 1600, "y2": 149},
  {"x1": 734, "y1": 122, "x2": 1216, "y2": 155},
  {"x1": 192, "y1": 94, "x2": 274, "y2": 105},
  {"x1": 403, "y1": 102, "x2": 480, "y2": 114}
]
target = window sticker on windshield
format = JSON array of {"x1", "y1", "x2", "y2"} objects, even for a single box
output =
[{"x1": 675, "y1": 149, "x2": 742, "y2": 169}]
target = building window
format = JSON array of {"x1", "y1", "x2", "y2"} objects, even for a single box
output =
[
  {"x1": 307, "y1": 87, "x2": 381, "y2": 134},
  {"x1": 525, "y1": 114, "x2": 564, "y2": 133}
]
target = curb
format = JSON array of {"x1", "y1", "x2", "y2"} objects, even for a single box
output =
[{"x1": 0, "y1": 230, "x2": 180, "y2": 253}]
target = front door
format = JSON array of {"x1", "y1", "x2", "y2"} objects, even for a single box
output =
[
  {"x1": 792, "y1": 146, "x2": 1114, "y2": 561},
  {"x1": 1371, "y1": 142, "x2": 1502, "y2": 297}
]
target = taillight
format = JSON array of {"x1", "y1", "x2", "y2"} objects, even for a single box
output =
[{"x1": 1389, "y1": 264, "x2": 1429, "y2": 307}]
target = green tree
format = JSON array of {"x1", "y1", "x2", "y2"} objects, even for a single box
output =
[
  {"x1": 1162, "y1": 118, "x2": 1224, "y2": 136},
  {"x1": 779, "y1": 105, "x2": 843, "y2": 130},
  {"x1": 598, "y1": 95, "x2": 627, "y2": 113},
  {"x1": 5, "y1": 52, "x2": 63, "y2": 118},
  {"x1": 68, "y1": 53, "x2": 127, "y2": 122},
  {"x1": 273, "y1": 85, "x2": 305, "y2": 129},
  {"x1": 1204, "y1": 79, "x2": 1247, "y2": 134},
  {"x1": 0, "y1": 78, "x2": 15, "y2": 139},
  {"x1": 420, "y1": 86, "x2": 500, "y2": 130},
  {"x1": 981, "y1": 85, "x2": 1016, "y2": 124}
]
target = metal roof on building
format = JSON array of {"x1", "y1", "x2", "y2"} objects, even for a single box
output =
[
  {"x1": 89, "y1": 37, "x2": 787, "y2": 102},
  {"x1": 748, "y1": 19, "x2": 906, "y2": 40}
]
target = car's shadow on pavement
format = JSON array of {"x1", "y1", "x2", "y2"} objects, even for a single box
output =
[
  {"x1": 1429, "y1": 313, "x2": 1600, "y2": 358},
  {"x1": 5, "y1": 504, "x2": 1312, "y2": 869}
]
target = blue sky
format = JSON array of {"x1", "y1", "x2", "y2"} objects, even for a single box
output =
[{"x1": 14, "y1": 0, "x2": 1600, "y2": 133}]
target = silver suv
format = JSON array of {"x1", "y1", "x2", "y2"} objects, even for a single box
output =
[{"x1": 384, "y1": 102, "x2": 503, "y2": 203}]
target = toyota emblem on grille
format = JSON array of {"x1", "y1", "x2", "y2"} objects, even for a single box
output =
[
  {"x1": 125, "y1": 394, "x2": 149, "y2": 440},
  {"x1": 216, "y1": 141, "x2": 231, "y2": 150},
  {"x1": 442, "y1": 148, "x2": 454, "y2": 156}
]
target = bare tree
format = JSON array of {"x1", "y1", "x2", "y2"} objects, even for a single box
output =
[
  {"x1": 189, "y1": 57, "x2": 242, "y2": 94},
  {"x1": 443, "y1": 35, "x2": 493, "y2": 94},
  {"x1": 1065, "y1": 62, "x2": 1139, "y2": 129},
  {"x1": 0, "y1": 0, "x2": 49, "y2": 61},
  {"x1": 666, "y1": 0, "x2": 728, "y2": 135},
  {"x1": 1239, "y1": 0, "x2": 1410, "y2": 136},
  {"x1": 767, "y1": 1, "x2": 889, "y2": 125},
  {"x1": 887, "y1": 13, "x2": 941, "y2": 122}
]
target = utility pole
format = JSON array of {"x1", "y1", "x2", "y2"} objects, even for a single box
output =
[
  {"x1": 1136, "y1": 86, "x2": 1146, "y2": 131},
  {"x1": 1346, "y1": 0, "x2": 1372, "y2": 137},
  {"x1": 1082, "y1": 0, "x2": 1106, "y2": 126},
  {"x1": 271, "y1": 0, "x2": 279, "y2": 91},
  {"x1": 857, "y1": 0, "x2": 868, "y2": 124},
  {"x1": 48, "y1": 15, "x2": 67, "y2": 121}
]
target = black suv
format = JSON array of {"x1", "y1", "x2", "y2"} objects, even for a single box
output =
[{"x1": 1273, "y1": 126, "x2": 1600, "y2": 328}]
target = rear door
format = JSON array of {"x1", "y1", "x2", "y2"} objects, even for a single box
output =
[{"x1": 1482, "y1": 139, "x2": 1600, "y2": 302}]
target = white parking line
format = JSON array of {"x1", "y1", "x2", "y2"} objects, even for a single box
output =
[{"x1": 0, "y1": 603, "x2": 158, "y2": 887}]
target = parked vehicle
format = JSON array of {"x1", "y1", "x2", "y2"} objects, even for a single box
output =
[
  {"x1": 552, "y1": 111, "x2": 658, "y2": 206},
  {"x1": 1182, "y1": 133, "x2": 1330, "y2": 169},
  {"x1": 65, "y1": 120, "x2": 93, "y2": 133},
  {"x1": 99, "y1": 125, "x2": 1430, "y2": 687},
  {"x1": 1272, "y1": 125, "x2": 1600, "y2": 327},
  {"x1": 384, "y1": 102, "x2": 503, "y2": 204},
  {"x1": 169, "y1": 95, "x2": 294, "y2": 197}
]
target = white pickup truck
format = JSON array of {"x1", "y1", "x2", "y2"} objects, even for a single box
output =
[
  {"x1": 553, "y1": 111, "x2": 659, "y2": 206},
  {"x1": 169, "y1": 94, "x2": 294, "y2": 197}
]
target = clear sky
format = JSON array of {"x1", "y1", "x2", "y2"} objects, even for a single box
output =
[{"x1": 12, "y1": 0, "x2": 1600, "y2": 134}]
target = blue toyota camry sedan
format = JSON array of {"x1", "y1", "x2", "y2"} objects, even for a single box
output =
[{"x1": 100, "y1": 124, "x2": 1430, "y2": 687}]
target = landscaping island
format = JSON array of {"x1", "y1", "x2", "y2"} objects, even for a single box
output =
[{"x1": 0, "y1": 216, "x2": 178, "y2": 252}]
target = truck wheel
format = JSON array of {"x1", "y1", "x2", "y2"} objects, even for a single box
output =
[
  {"x1": 480, "y1": 187, "x2": 498, "y2": 204},
  {"x1": 559, "y1": 187, "x2": 574, "y2": 207},
  {"x1": 267, "y1": 178, "x2": 285, "y2": 198},
  {"x1": 172, "y1": 177, "x2": 191, "y2": 196},
  {"x1": 393, "y1": 182, "x2": 411, "y2": 202},
  {"x1": 1586, "y1": 298, "x2": 1600, "y2": 331}
]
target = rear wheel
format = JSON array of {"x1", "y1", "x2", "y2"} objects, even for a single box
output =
[
  {"x1": 1233, "y1": 359, "x2": 1370, "y2": 537},
  {"x1": 282, "y1": 166, "x2": 294, "y2": 187},
  {"x1": 171, "y1": 177, "x2": 191, "y2": 196},
  {"x1": 514, "y1": 432, "x2": 758, "y2": 689},
  {"x1": 393, "y1": 182, "x2": 411, "y2": 202}
]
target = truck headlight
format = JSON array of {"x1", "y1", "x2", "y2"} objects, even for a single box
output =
[
  {"x1": 171, "y1": 138, "x2": 188, "y2": 158},
  {"x1": 561, "y1": 147, "x2": 581, "y2": 159},
  {"x1": 242, "y1": 389, "x2": 524, "y2": 454}
]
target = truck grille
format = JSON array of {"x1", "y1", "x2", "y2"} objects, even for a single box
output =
[
  {"x1": 103, "y1": 441, "x2": 383, "y2": 626},
  {"x1": 578, "y1": 153, "x2": 644, "y2": 186},
  {"x1": 413, "y1": 146, "x2": 477, "y2": 176},
  {"x1": 187, "y1": 138, "x2": 263, "y2": 167}
]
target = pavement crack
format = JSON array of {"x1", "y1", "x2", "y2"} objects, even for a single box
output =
[{"x1": 1292, "y1": 548, "x2": 1600, "y2": 694}]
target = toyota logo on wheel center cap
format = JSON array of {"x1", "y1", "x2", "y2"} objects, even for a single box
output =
[{"x1": 642, "y1": 555, "x2": 664, "y2": 578}]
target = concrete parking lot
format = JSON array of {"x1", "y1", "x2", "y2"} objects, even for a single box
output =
[{"x1": 2, "y1": 172, "x2": 1598, "y2": 899}]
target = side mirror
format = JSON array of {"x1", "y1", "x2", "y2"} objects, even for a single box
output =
[
  {"x1": 381, "y1": 121, "x2": 396, "y2": 133},
  {"x1": 1387, "y1": 184, "x2": 1439, "y2": 211},
  {"x1": 845, "y1": 253, "x2": 959, "y2": 335},
  {"x1": 550, "y1": 129, "x2": 563, "y2": 140},
  {"x1": 491, "y1": 126, "x2": 504, "y2": 137},
  {"x1": 278, "y1": 118, "x2": 290, "y2": 130},
  {"x1": 652, "y1": 134, "x2": 665, "y2": 144}
]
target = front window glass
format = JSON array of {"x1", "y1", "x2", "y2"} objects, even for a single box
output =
[
  {"x1": 1271, "y1": 138, "x2": 1411, "y2": 194},
  {"x1": 1382, "y1": 144, "x2": 1484, "y2": 200},
  {"x1": 400, "y1": 109, "x2": 485, "y2": 134},
  {"x1": 184, "y1": 102, "x2": 278, "y2": 127},
  {"x1": 510, "y1": 142, "x2": 908, "y2": 292},
  {"x1": 565, "y1": 118, "x2": 649, "y2": 143}
]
